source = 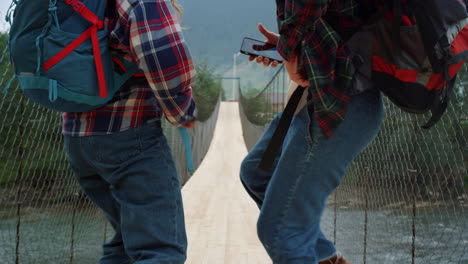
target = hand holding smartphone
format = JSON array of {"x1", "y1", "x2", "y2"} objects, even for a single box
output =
[
  {"x1": 242, "y1": 24, "x2": 310, "y2": 87},
  {"x1": 240, "y1": 37, "x2": 283, "y2": 63}
]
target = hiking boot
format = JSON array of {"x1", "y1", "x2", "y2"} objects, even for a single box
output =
[{"x1": 318, "y1": 255, "x2": 351, "y2": 264}]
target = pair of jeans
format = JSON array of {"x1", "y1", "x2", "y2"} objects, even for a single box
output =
[
  {"x1": 64, "y1": 122, "x2": 187, "y2": 264},
  {"x1": 240, "y1": 88, "x2": 384, "y2": 264}
]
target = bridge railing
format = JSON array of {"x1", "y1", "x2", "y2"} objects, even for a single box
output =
[
  {"x1": 0, "y1": 27, "x2": 220, "y2": 263},
  {"x1": 238, "y1": 65, "x2": 468, "y2": 263},
  {"x1": 238, "y1": 65, "x2": 288, "y2": 150}
]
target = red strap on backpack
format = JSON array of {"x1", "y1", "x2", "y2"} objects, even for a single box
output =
[
  {"x1": 112, "y1": 57, "x2": 146, "y2": 77},
  {"x1": 43, "y1": 0, "x2": 108, "y2": 98}
]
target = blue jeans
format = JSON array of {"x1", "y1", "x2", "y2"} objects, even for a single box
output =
[
  {"x1": 64, "y1": 122, "x2": 187, "y2": 264},
  {"x1": 240, "y1": 88, "x2": 384, "y2": 264}
]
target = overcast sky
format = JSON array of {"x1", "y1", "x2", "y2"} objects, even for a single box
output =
[{"x1": 0, "y1": 1, "x2": 10, "y2": 32}]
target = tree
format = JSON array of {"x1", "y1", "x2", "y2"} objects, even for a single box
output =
[{"x1": 192, "y1": 63, "x2": 222, "y2": 122}]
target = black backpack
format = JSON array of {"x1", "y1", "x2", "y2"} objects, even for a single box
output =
[{"x1": 351, "y1": 0, "x2": 468, "y2": 128}]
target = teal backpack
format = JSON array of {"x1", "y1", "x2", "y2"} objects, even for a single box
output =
[{"x1": 5, "y1": 0, "x2": 143, "y2": 112}]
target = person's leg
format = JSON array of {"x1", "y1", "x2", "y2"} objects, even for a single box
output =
[
  {"x1": 315, "y1": 230, "x2": 337, "y2": 262},
  {"x1": 240, "y1": 113, "x2": 335, "y2": 261},
  {"x1": 91, "y1": 123, "x2": 187, "y2": 264},
  {"x1": 240, "y1": 113, "x2": 282, "y2": 208},
  {"x1": 64, "y1": 137, "x2": 132, "y2": 264},
  {"x1": 256, "y1": 89, "x2": 383, "y2": 264}
]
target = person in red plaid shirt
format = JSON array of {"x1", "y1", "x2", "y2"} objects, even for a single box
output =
[
  {"x1": 63, "y1": 0, "x2": 195, "y2": 263},
  {"x1": 240, "y1": 1, "x2": 383, "y2": 263}
]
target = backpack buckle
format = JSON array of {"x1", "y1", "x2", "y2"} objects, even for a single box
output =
[{"x1": 65, "y1": 0, "x2": 85, "y2": 13}]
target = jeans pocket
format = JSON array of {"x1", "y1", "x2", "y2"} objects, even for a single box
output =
[
  {"x1": 95, "y1": 129, "x2": 142, "y2": 165},
  {"x1": 135, "y1": 123, "x2": 174, "y2": 162}
]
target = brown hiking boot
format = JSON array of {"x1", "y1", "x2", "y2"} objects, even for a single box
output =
[{"x1": 318, "y1": 255, "x2": 351, "y2": 264}]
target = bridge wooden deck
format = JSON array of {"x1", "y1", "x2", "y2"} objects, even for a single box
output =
[{"x1": 182, "y1": 102, "x2": 270, "y2": 264}]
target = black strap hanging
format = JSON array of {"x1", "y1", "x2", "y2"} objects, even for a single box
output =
[
  {"x1": 257, "y1": 86, "x2": 307, "y2": 171},
  {"x1": 422, "y1": 77, "x2": 455, "y2": 129},
  {"x1": 392, "y1": 0, "x2": 402, "y2": 65}
]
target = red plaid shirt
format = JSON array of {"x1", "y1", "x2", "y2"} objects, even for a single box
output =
[
  {"x1": 276, "y1": 0, "x2": 367, "y2": 137},
  {"x1": 63, "y1": 0, "x2": 196, "y2": 136}
]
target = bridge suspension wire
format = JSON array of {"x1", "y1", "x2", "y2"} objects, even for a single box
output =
[
  {"x1": 238, "y1": 64, "x2": 468, "y2": 263},
  {"x1": 0, "y1": 17, "x2": 220, "y2": 263}
]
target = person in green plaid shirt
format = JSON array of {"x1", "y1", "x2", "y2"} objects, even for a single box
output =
[{"x1": 240, "y1": 1, "x2": 384, "y2": 263}]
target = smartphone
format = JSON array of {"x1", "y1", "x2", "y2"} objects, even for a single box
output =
[{"x1": 240, "y1": 37, "x2": 283, "y2": 63}]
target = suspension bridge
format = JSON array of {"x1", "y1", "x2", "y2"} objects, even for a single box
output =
[
  {"x1": 1, "y1": 61, "x2": 467, "y2": 263},
  {"x1": 1, "y1": 22, "x2": 468, "y2": 264}
]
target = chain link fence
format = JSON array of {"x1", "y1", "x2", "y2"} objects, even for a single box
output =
[
  {"x1": 0, "y1": 13, "x2": 221, "y2": 263},
  {"x1": 238, "y1": 65, "x2": 288, "y2": 150},
  {"x1": 238, "y1": 65, "x2": 468, "y2": 263}
]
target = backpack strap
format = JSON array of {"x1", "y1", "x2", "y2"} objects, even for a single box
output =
[
  {"x1": 421, "y1": 77, "x2": 456, "y2": 129},
  {"x1": 42, "y1": 0, "x2": 108, "y2": 98},
  {"x1": 392, "y1": 0, "x2": 402, "y2": 63},
  {"x1": 257, "y1": 86, "x2": 307, "y2": 171},
  {"x1": 179, "y1": 127, "x2": 195, "y2": 174},
  {"x1": 63, "y1": 0, "x2": 102, "y2": 25},
  {"x1": 112, "y1": 55, "x2": 147, "y2": 89},
  {"x1": 5, "y1": 0, "x2": 18, "y2": 26}
]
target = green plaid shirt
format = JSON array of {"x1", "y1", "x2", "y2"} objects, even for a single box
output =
[{"x1": 276, "y1": 0, "x2": 366, "y2": 137}]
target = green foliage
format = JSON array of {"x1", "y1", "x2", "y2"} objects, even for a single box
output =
[
  {"x1": 239, "y1": 89, "x2": 274, "y2": 126},
  {"x1": 0, "y1": 92, "x2": 69, "y2": 188},
  {"x1": 242, "y1": 87, "x2": 263, "y2": 99},
  {"x1": 0, "y1": 32, "x2": 12, "y2": 78},
  {"x1": 0, "y1": 33, "x2": 70, "y2": 188},
  {"x1": 0, "y1": 32, "x2": 7, "y2": 51},
  {"x1": 192, "y1": 63, "x2": 222, "y2": 122}
]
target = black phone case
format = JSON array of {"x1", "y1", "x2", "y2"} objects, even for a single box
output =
[{"x1": 240, "y1": 37, "x2": 283, "y2": 63}]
